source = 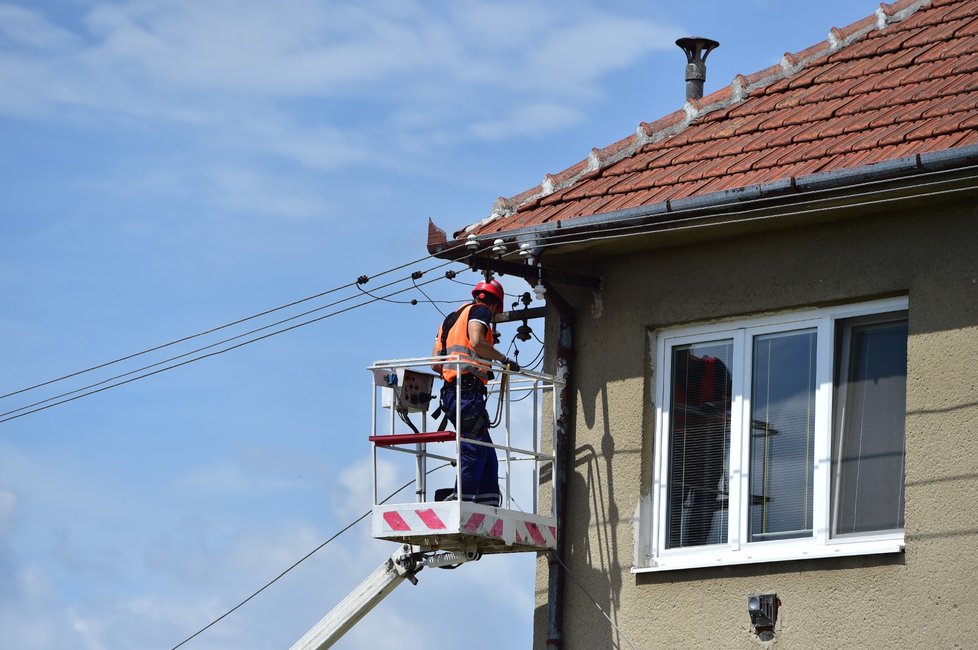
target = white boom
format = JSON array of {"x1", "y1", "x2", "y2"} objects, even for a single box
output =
[{"x1": 290, "y1": 545, "x2": 478, "y2": 650}]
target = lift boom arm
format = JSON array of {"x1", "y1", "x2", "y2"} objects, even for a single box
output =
[{"x1": 290, "y1": 545, "x2": 477, "y2": 650}]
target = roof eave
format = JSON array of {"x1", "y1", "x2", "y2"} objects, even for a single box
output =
[{"x1": 429, "y1": 143, "x2": 978, "y2": 262}]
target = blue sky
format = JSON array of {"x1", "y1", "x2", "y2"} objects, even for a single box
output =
[{"x1": 1, "y1": 1, "x2": 880, "y2": 647}]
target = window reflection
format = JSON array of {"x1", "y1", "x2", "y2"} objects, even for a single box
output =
[
  {"x1": 749, "y1": 329, "x2": 817, "y2": 542},
  {"x1": 833, "y1": 316, "x2": 908, "y2": 536},
  {"x1": 667, "y1": 342, "x2": 732, "y2": 548}
]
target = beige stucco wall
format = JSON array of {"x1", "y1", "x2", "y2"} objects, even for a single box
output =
[{"x1": 532, "y1": 203, "x2": 978, "y2": 648}]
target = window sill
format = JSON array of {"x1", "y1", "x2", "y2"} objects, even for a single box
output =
[{"x1": 632, "y1": 536, "x2": 905, "y2": 573}]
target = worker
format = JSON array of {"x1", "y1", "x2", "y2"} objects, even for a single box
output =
[{"x1": 432, "y1": 278, "x2": 519, "y2": 506}]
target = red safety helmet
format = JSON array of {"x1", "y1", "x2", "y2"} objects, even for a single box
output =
[{"x1": 472, "y1": 279, "x2": 505, "y2": 313}]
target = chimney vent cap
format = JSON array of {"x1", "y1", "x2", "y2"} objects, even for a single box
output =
[
  {"x1": 676, "y1": 37, "x2": 719, "y2": 101},
  {"x1": 675, "y1": 37, "x2": 720, "y2": 62}
]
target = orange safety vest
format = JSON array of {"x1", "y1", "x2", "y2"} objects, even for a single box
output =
[{"x1": 436, "y1": 303, "x2": 494, "y2": 384}]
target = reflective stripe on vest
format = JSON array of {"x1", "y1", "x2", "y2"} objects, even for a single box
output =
[{"x1": 440, "y1": 303, "x2": 494, "y2": 384}]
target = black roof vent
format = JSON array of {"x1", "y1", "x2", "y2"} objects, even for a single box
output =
[{"x1": 676, "y1": 37, "x2": 720, "y2": 101}]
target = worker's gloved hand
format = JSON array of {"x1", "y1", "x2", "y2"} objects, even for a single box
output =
[{"x1": 504, "y1": 357, "x2": 520, "y2": 372}]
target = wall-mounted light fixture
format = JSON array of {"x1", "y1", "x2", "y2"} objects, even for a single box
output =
[{"x1": 747, "y1": 593, "x2": 780, "y2": 634}]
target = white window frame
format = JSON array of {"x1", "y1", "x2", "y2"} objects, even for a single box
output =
[{"x1": 636, "y1": 297, "x2": 907, "y2": 573}]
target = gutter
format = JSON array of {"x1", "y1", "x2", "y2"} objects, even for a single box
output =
[{"x1": 428, "y1": 144, "x2": 978, "y2": 259}]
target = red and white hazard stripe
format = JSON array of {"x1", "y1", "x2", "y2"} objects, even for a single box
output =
[
  {"x1": 460, "y1": 512, "x2": 557, "y2": 549},
  {"x1": 378, "y1": 505, "x2": 557, "y2": 550},
  {"x1": 382, "y1": 507, "x2": 447, "y2": 532}
]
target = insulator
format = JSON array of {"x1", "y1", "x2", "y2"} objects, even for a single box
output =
[
  {"x1": 519, "y1": 243, "x2": 532, "y2": 257},
  {"x1": 466, "y1": 234, "x2": 479, "y2": 251},
  {"x1": 533, "y1": 283, "x2": 547, "y2": 301},
  {"x1": 516, "y1": 323, "x2": 533, "y2": 342},
  {"x1": 492, "y1": 238, "x2": 506, "y2": 255}
]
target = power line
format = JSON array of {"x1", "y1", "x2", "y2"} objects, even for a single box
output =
[
  {"x1": 1, "y1": 234, "x2": 559, "y2": 425},
  {"x1": 552, "y1": 554, "x2": 638, "y2": 650},
  {"x1": 167, "y1": 465, "x2": 446, "y2": 650},
  {"x1": 0, "y1": 246, "x2": 473, "y2": 403},
  {"x1": 411, "y1": 275, "x2": 447, "y2": 317},
  {"x1": 0, "y1": 263, "x2": 458, "y2": 422},
  {"x1": 0, "y1": 275, "x2": 450, "y2": 424}
]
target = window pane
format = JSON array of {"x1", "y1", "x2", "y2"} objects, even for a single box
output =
[
  {"x1": 667, "y1": 341, "x2": 732, "y2": 549},
  {"x1": 749, "y1": 329, "x2": 817, "y2": 542},
  {"x1": 833, "y1": 317, "x2": 908, "y2": 536}
]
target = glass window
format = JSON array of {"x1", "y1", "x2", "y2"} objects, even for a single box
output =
[
  {"x1": 667, "y1": 341, "x2": 733, "y2": 548},
  {"x1": 832, "y1": 315, "x2": 908, "y2": 536},
  {"x1": 749, "y1": 329, "x2": 817, "y2": 542},
  {"x1": 648, "y1": 299, "x2": 908, "y2": 571}
]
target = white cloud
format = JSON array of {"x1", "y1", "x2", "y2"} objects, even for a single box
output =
[
  {"x1": 332, "y1": 454, "x2": 407, "y2": 520},
  {"x1": 0, "y1": 5, "x2": 79, "y2": 50},
  {"x1": 17, "y1": 565, "x2": 55, "y2": 603},
  {"x1": 470, "y1": 102, "x2": 588, "y2": 141},
  {"x1": 0, "y1": 1, "x2": 680, "y2": 152},
  {"x1": 174, "y1": 445, "x2": 330, "y2": 496},
  {"x1": 526, "y1": 15, "x2": 680, "y2": 85},
  {"x1": 70, "y1": 607, "x2": 109, "y2": 650}
]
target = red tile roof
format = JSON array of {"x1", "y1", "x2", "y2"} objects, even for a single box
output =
[{"x1": 461, "y1": 0, "x2": 978, "y2": 239}]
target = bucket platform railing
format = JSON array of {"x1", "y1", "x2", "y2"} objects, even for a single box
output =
[{"x1": 367, "y1": 355, "x2": 561, "y2": 555}]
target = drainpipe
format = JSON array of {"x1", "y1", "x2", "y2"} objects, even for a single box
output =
[{"x1": 545, "y1": 281, "x2": 574, "y2": 648}]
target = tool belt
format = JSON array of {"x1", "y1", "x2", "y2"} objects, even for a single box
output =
[
  {"x1": 432, "y1": 374, "x2": 488, "y2": 429},
  {"x1": 451, "y1": 374, "x2": 488, "y2": 393}
]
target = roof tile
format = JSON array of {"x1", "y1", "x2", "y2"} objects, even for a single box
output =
[
  {"x1": 726, "y1": 147, "x2": 781, "y2": 175},
  {"x1": 884, "y1": 43, "x2": 929, "y2": 69},
  {"x1": 906, "y1": 2, "x2": 959, "y2": 28},
  {"x1": 878, "y1": 120, "x2": 926, "y2": 146},
  {"x1": 905, "y1": 17, "x2": 967, "y2": 47},
  {"x1": 461, "y1": 0, "x2": 978, "y2": 239},
  {"x1": 954, "y1": 107, "x2": 978, "y2": 129},
  {"x1": 956, "y1": 15, "x2": 978, "y2": 36},
  {"x1": 920, "y1": 89, "x2": 978, "y2": 117},
  {"x1": 951, "y1": 48, "x2": 978, "y2": 73}
]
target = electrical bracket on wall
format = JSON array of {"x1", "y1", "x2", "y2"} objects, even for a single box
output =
[{"x1": 466, "y1": 256, "x2": 600, "y2": 289}]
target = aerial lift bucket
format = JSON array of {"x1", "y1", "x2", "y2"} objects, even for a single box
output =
[{"x1": 367, "y1": 356, "x2": 560, "y2": 556}]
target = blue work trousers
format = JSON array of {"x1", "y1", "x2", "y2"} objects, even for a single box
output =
[{"x1": 440, "y1": 380, "x2": 501, "y2": 506}]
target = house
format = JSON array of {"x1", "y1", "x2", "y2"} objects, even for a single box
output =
[{"x1": 428, "y1": 0, "x2": 978, "y2": 647}]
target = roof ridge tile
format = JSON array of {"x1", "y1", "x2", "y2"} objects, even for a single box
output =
[{"x1": 462, "y1": 0, "x2": 939, "y2": 235}]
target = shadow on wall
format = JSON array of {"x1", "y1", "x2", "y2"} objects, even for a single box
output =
[
  {"x1": 559, "y1": 381, "x2": 635, "y2": 648},
  {"x1": 566, "y1": 447, "x2": 629, "y2": 648}
]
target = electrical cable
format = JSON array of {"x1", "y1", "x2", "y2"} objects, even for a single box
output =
[
  {"x1": 0, "y1": 249, "x2": 463, "y2": 402},
  {"x1": 488, "y1": 372, "x2": 508, "y2": 429},
  {"x1": 552, "y1": 554, "x2": 638, "y2": 650},
  {"x1": 354, "y1": 275, "x2": 459, "y2": 316},
  {"x1": 0, "y1": 233, "x2": 504, "y2": 399},
  {"x1": 447, "y1": 270, "x2": 525, "y2": 302},
  {"x1": 168, "y1": 462, "x2": 453, "y2": 650},
  {"x1": 355, "y1": 283, "x2": 419, "y2": 305},
  {"x1": 411, "y1": 276, "x2": 446, "y2": 317},
  {"x1": 0, "y1": 276, "x2": 450, "y2": 424},
  {"x1": 169, "y1": 509, "x2": 374, "y2": 650},
  {"x1": 0, "y1": 263, "x2": 459, "y2": 422},
  {"x1": 1, "y1": 232, "x2": 546, "y2": 425}
]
